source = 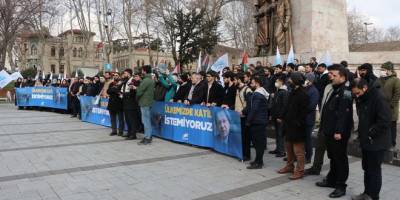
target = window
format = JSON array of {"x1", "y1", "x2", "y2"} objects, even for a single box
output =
[
  {"x1": 78, "y1": 47, "x2": 83, "y2": 57},
  {"x1": 73, "y1": 48, "x2": 77, "y2": 57},
  {"x1": 51, "y1": 64, "x2": 56, "y2": 73},
  {"x1": 59, "y1": 47, "x2": 64, "y2": 57},
  {"x1": 136, "y1": 60, "x2": 140, "y2": 67},
  {"x1": 31, "y1": 45, "x2": 37, "y2": 55},
  {"x1": 59, "y1": 65, "x2": 64, "y2": 73},
  {"x1": 51, "y1": 47, "x2": 56, "y2": 57}
]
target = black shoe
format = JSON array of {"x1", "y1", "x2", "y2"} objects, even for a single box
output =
[
  {"x1": 126, "y1": 135, "x2": 137, "y2": 140},
  {"x1": 283, "y1": 157, "x2": 287, "y2": 161},
  {"x1": 246, "y1": 163, "x2": 263, "y2": 169},
  {"x1": 329, "y1": 188, "x2": 346, "y2": 198},
  {"x1": 275, "y1": 152, "x2": 286, "y2": 158},
  {"x1": 70, "y1": 115, "x2": 77, "y2": 118},
  {"x1": 269, "y1": 150, "x2": 278, "y2": 154},
  {"x1": 117, "y1": 131, "x2": 123, "y2": 136},
  {"x1": 316, "y1": 179, "x2": 335, "y2": 188},
  {"x1": 306, "y1": 159, "x2": 312, "y2": 164},
  {"x1": 109, "y1": 132, "x2": 117, "y2": 136},
  {"x1": 138, "y1": 138, "x2": 151, "y2": 145}
]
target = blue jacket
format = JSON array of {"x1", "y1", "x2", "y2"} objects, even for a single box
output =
[
  {"x1": 243, "y1": 87, "x2": 269, "y2": 125},
  {"x1": 305, "y1": 85, "x2": 320, "y2": 125}
]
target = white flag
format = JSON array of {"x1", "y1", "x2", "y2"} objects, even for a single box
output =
[
  {"x1": 210, "y1": 53, "x2": 229, "y2": 72},
  {"x1": 10, "y1": 72, "x2": 23, "y2": 80},
  {"x1": 0, "y1": 70, "x2": 13, "y2": 89}
]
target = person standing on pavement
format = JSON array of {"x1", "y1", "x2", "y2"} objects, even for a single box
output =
[
  {"x1": 277, "y1": 72, "x2": 309, "y2": 180},
  {"x1": 304, "y1": 73, "x2": 320, "y2": 163},
  {"x1": 315, "y1": 64, "x2": 353, "y2": 199},
  {"x1": 376, "y1": 61, "x2": 400, "y2": 148},
  {"x1": 136, "y1": 65, "x2": 155, "y2": 145},
  {"x1": 121, "y1": 69, "x2": 140, "y2": 140},
  {"x1": 242, "y1": 76, "x2": 269, "y2": 169},
  {"x1": 351, "y1": 78, "x2": 392, "y2": 200},
  {"x1": 269, "y1": 75, "x2": 289, "y2": 158},
  {"x1": 107, "y1": 73, "x2": 124, "y2": 137}
]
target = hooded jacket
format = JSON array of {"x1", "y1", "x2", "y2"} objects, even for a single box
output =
[
  {"x1": 242, "y1": 87, "x2": 269, "y2": 125},
  {"x1": 376, "y1": 74, "x2": 400, "y2": 121},
  {"x1": 271, "y1": 85, "x2": 289, "y2": 119},
  {"x1": 283, "y1": 86, "x2": 309, "y2": 142}
]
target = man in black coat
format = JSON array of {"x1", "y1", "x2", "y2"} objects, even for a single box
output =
[
  {"x1": 184, "y1": 73, "x2": 206, "y2": 105},
  {"x1": 269, "y1": 75, "x2": 289, "y2": 157},
  {"x1": 316, "y1": 64, "x2": 353, "y2": 198},
  {"x1": 120, "y1": 69, "x2": 140, "y2": 140},
  {"x1": 242, "y1": 76, "x2": 269, "y2": 169},
  {"x1": 277, "y1": 72, "x2": 309, "y2": 180},
  {"x1": 173, "y1": 73, "x2": 191, "y2": 103},
  {"x1": 204, "y1": 71, "x2": 224, "y2": 106},
  {"x1": 107, "y1": 76, "x2": 124, "y2": 136},
  {"x1": 222, "y1": 71, "x2": 237, "y2": 110},
  {"x1": 351, "y1": 78, "x2": 391, "y2": 200},
  {"x1": 315, "y1": 63, "x2": 330, "y2": 106}
]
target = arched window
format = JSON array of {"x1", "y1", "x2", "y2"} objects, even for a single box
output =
[
  {"x1": 59, "y1": 47, "x2": 64, "y2": 57},
  {"x1": 78, "y1": 47, "x2": 83, "y2": 57},
  {"x1": 73, "y1": 48, "x2": 77, "y2": 57},
  {"x1": 51, "y1": 47, "x2": 56, "y2": 57},
  {"x1": 31, "y1": 45, "x2": 37, "y2": 55}
]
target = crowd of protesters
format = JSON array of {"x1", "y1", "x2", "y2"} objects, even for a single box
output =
[{"x1": 14, "y1": 58, "x2": 400, "y2": 200}]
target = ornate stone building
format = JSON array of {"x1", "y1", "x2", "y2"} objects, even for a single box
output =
[{"x1": 16, "y1": 29, "x2": 103, "y2": 76}]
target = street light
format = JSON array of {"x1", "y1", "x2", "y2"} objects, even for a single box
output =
[{"x1": 364, "y1": 22, "x2": 373, "y2": 43}]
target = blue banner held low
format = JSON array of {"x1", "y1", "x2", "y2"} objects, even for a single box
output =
[{"x1": 16, "y1": 87, "x2": 68, "y2": 110}]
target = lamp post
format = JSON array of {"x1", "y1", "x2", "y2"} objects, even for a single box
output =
[{"x1": 364, "y1": 22, "x2": 373, "y2": 43}]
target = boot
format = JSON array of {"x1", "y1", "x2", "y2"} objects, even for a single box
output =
[
  {"x1": 289, "y1": 170, "x2": 304, "y2": 180},
  {"x1": 277, "y1": 165, "x2": 294, "y2": 174}
]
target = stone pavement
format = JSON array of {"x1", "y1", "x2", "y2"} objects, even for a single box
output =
[{"x1": 0, "y1": 104, "x2": 399, "y2": 200}]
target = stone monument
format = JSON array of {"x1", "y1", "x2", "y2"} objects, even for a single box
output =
[{"x1": 254, "y1": 0, "x2": 349, "y2": 63}]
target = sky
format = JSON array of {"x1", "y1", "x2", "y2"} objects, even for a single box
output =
[{"x1": 347, "y1": 0, "x2": 400, "y2": 28}]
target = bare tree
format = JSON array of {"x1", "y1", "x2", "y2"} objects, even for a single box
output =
[
  {"x1": 121, "y1": 0, "x2": 142, "y2": 69},
  {"x1": 0, "y1": 0, "x2": 42, "y2": 71},
  {"x1": 347, "y1": 9, "x2": 385, "y2": 44},
  {"x1": 384, "y1": 26, "x2": 400, "y2": 42},
  {"x1": 222, "y1": 1, "x2": 256, "y2": 54}
]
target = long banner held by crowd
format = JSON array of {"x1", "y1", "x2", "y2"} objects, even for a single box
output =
[
  {"x1": 151, "y1": 102, "x2": 243, "y2": 159},
  {"x1": 79, "y1": 96, "x2": 243, "y2": 159},
  {"x1": 79, "y1": 96, "x2": 111, "y2": 127},
  {"x1": 16, "y1": 87, "x2": 68, "y2": 109}
]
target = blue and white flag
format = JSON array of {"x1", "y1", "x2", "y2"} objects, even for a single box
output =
[
  {"x1": 210, "y1": 53, "x2": 229, "y2": 72},
  {"x1": 274, "y1": 47, "x2": 283, "y2": 66},
  {"x1": 10, "y1": 71, "x2": 23, "y2": 80},
  {"x1": 287, "y1": 45, "x2": 295, "y2": 64},
  {"x1": 0, "y1": 70, "x2": 13, "y2": 89},
  {"x1": 321, "y1": 51, "x2": 333, "y2": 66},
  {"x1": 196, "y1": 51, "x2": 202, "y2": 73}
]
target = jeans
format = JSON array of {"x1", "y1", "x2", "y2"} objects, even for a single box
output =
[
  {"x1": 274, "y1": 119, "x2": 285, "y2": 154},
  {"x1": 140, "y1": 107, "x2": 152, "y2": 139},
  {"x1": 362, "y1": 150, "x2": 385, "y2": 200},
  {"x1": 109, "y1": 110, "x2": 124, "y2": 133},
  {"x1": 305, "y1": 124, "x2": 315, "y2": 161}
]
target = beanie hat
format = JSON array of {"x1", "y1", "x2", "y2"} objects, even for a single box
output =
[
  {"x1": 381, "y1": 61, "x2": 394, "y2": 71},
  {"x1": 290, "y1": 72, "x2": 305, "y2": 86}
]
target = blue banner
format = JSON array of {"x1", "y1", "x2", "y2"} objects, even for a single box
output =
[
  {"x1": 16, "y1": 87, "x2": 68, "y2": 110},
  {"x1": 80, "y1": 96, "x2": 111, "y2": 126},
  {"x1": 151, "y1": 102, "x2": 243, "y2": 159}
]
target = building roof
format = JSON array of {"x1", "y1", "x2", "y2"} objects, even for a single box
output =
[
  {"x1": 58, "y1": 29, "x2": 96, "y2": 37},
  {"x1": 19, "y1": 31, "x2": 52, "y2": 39},
  {"x1": 350, "y1": 41, "x2": 400, "y2": 52}
]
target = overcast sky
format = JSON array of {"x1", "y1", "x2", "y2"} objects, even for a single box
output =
[{"x1": 347, "y1": 0, "x2": 400, "y2": 28}]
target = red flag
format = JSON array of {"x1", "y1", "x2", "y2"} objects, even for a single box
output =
[
  {"x1": 97, "y1": 42, "x2": 104, "y2": 49},
  {"x1": 241, "y1": 51, "x2": 248, "y2": 65}
]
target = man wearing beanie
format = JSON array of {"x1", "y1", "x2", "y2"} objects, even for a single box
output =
[
  {"x1": 377, "y1": 61, "x2": 400, "y2": 148},
  {"x1": 358, "y1": 63, "x2": 379, "y2": 89},
  {"x1": 277, "y1": 72, "x2": 309, "y2": 180}
]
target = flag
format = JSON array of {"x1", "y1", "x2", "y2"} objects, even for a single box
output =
[
  {"x1": 219, "y1": 69, "x2": 224, "y2": 88},
  {"x1": 42, "y1": 71, "x2": 45, "y2": 79},
  {"x1": 63, "y1": 73, "x2": 67, "y2": 80},
  {"x1": 202, "y1": 54, "x2": 210, "y2": 72},
  {"x1": 34, "y1": 71, "x2": 39, "y2": 80},
  {"x1": 172, "y1": 64, "x2": 181, "y2": 74},
  {"x1": 274, "y1": 47, "x2": 283, "y2": 66},
  {"x1": 196, "y1": 51, "x2": 202, "y2": 73},
  {"x1": 287, "y1": 45, "x2": 295, "y2": 64},
  {"x1": 320, "y1": 51, "x2": 333, "y2": 66},
  {"x1": 49, "y1": 72, "x2": 53, "y2": 80},
  {"x1": 97, "y1": 42, "x2": 104, "y2": 49},
  {"x1": 115, "y1": 67, "x2": 119, "y2": 73},
  {"x1": 210, "y1": 53, "x2": 229, "y2": 72},
  {"x1": 241, "y1": 51, "x2": 249, "y2": 71},
  {"x1": 75, "y1": 70, "x2": 78, "y2": 78},
  {"x1": 10, "y1": 72, "x2": 23, "y2": 80},
  {"x1": 0, "y1": 70, "x2": 13, "y2": 89}
]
